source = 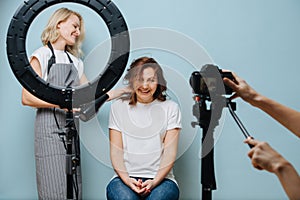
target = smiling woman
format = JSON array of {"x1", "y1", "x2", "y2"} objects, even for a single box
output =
[
  {"x1": 134, "y1": 67, "x2": 158, "y2": 103},
  {"x1": 124, "y1": 57, "x2": 167, "y2": 105},
  {"x1": 6, "y1": 0, "x2": 130, "y2": 108},
  {"x1": 18, "y1": 8, "x2": 88, "y2": 199},
  {"x1": 107, "y1": 57, "x2": 182, "y2": 200},
  {"x1": 6, "y1": 1, "x2": 130, "y2": 198}
]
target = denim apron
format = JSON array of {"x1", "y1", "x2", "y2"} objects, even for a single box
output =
[{"x1": 34, "y1": 42, "x2": 82, "y2": 199}]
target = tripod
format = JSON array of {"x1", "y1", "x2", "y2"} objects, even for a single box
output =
[
  {"x1": 56, "y1": 89, "x2": 81, "y2": 200},
  {"x1": 192, "y1": 94, "x2": 252, "y2": 200},
  {"x1": 64, "y1": 110, "x2": 80, "y2": 200},
  {"x1": 59, "y1": 91, "x2": 109, "y2": 199}
]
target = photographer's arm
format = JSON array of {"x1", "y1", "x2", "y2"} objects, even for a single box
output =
[
  {"x1": 224, "y1": 73, "x2": 300, "y2": 138},
  {"x1": 245, "y1": 138, "x2": 300, "y2": 200}
]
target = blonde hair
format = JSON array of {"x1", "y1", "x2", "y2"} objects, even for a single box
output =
[{"x1": 41, "y1": 8, "x2": 85, "y2": 57}]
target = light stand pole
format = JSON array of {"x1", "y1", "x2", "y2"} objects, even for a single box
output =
[
  {"x1": 65, "y1": 110, "x2": 80, "y2": 199},
  {"x1": 55, "y1": 88, "x2": 81, "y2": 200}
]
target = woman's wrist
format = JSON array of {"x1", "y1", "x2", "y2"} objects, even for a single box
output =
[
  {"x1": 118, "y1": 173, "x2": 131, "y2": 186},
  {"x1": 107, "y1": 88, "x2": 128, "y2": 101},
  {"x1": 247, "y1": 91, "x2": 264, "y2": 107},
  {"x1": 152, "y1": 176, "x2": 164, "y2": 188},
  {"x1": 273, "y1": 158, "x2": 292, "y2": 175}
]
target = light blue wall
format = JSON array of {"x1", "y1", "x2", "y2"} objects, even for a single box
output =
[{"x1": 1, "y1": 0, "x2": 300, "y2": 199}]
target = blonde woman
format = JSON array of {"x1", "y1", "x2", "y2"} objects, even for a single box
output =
[{"x1": 22, "y1": 8, "x2": 87, "y2": 199}]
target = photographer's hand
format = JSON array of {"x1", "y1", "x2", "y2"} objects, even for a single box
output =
[
  {"x1": 224, "y1": 71, "x2": 300, "y2": 138},
  {"x1": 245, "y1": 137, "x2": 300, "y2": 200},
  {"x1": 223, "y1": 72, "x2": 262, "y2": 106},
  {"x1": 245, "y1": 137, "x2": 282, "y2": 172}
]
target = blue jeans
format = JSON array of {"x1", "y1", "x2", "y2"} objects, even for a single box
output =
[{"x1": 106, "y1": 177, "x2": 179, "y2": 200}]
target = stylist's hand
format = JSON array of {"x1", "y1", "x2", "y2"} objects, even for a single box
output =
[
  {"x1": 60, "y1": 107, "x2": 81, "y2": 113},
  {"x1": 107, "y1": 87, "x2": 132, "y2": 101},
  {"x1": 244, "y1": 137, "x2": 287, "y2": 173},
  {"x1": 223, "y1": 72, "x2": 259, "y2": 105}
]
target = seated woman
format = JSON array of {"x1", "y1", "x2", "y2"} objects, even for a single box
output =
[{"x1": 106, "y1": 57, "x2": 182, "y2": 200}]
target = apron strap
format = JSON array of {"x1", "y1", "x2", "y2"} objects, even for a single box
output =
[
  {"x1": 65, "y1": 51, "x2": 73, "y2": 64},
  {"x1": 47, "y1": 42, "x2": 74, "y2": 75},
  {"x1": 47, "y1": 42, "x2": 56, "y2": 75}
]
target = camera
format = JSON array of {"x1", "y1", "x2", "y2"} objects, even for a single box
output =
[{"x1": 190, "y1": 64, "x2": 235, "y2": 96}]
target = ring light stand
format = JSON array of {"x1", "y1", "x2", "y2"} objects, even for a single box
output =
[{"x1": 6, "y1": 0, "x2": 130, "y2": 199}]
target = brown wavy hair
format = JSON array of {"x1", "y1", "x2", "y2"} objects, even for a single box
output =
[{"x1": 123, "y1": 57, "x2": 167, "y2": 105}]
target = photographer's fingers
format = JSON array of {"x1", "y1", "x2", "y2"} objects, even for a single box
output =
[
  {"x1": 244, "y1": 137, "x2": 257, "y2": 159},
  {"x1": 223, "y1": 77, "x2": 239, "y2": 100},
  {"x1": 223, "y1": 75, "x2": 238, "y2": 86},
  {"x1": 221, "y1": 70, "x2": 238, "y2": 100},
  {"x1": 244, "y1": 137, "x2": 259, "y2": 146},
  {"x1": 244, "y1": 138, "x2": 264, "y2": 170},
  {"x1": 223, "y1": 71, "x2": 243, "y2": 85}
]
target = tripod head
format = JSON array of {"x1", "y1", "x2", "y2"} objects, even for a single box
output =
[
  {"x1": 191, "y1": 94, "x2": 235, "y2": 129},
  {"x1": 191, "y1": 93, "x2": 254, "y2": 149},
  {"x1": 189, "y1": 64, "x2": 253, "y2": 146}
]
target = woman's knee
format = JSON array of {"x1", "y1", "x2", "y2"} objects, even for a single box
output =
[
  {"x1": 147, "y1": 179, "x2": 179, "y2": 200},
  {"x1": 106, "y1": 177, "x2": 140, "y2": 200}
]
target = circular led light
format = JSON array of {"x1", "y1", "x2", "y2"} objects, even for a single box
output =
[{"x1": 6, "y1": 0, "x2": 130, "y2": 108}]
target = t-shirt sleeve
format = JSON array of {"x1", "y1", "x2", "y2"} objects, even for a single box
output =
[
  {"x1": 167, "y1": 102, "x2": 182, "y2": 130},
  {"x1": 29, "y1": 47, "x2": 49, "y2": 80},
  {"x1": 108, "y1": 101, "x2": 121, "y2": 132}
]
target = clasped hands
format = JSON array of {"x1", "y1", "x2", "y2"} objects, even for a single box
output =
[{"x1": 128, "y1": 177, "x2": 154, "y2": 196}]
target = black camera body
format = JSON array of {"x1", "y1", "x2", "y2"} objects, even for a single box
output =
[{"x1": 190, "y1": 64, "x2": 235, "y2": 96}]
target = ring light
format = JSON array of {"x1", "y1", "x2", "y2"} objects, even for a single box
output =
[{"x1": 6, "y1": 0, "x2": 130, "y2": 108}]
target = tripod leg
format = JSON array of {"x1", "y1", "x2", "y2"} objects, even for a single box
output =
[{"x1": 201, "y1": 126, "x2": 216, "y2": 200}]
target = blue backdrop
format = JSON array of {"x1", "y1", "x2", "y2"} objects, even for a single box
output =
[{"x1": 1, "y1": 0, "x2": 300, "y2": 199}]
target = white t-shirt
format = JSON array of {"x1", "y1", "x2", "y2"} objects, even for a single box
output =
[
  {"x1": 30, "y1": 46, "x2": 84, "y2": 81},
  {"x1": 109, "y1": 99, "x2": 182, "y2": 182}
]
